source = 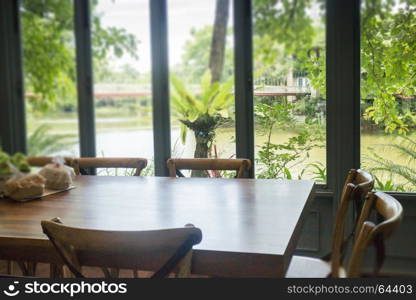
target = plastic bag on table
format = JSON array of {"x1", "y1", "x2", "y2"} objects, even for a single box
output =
[{"x1": 38, "y1": 156, "x2": 75, "y2": 190}]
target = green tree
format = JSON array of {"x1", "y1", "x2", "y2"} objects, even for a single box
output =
[
  {"x1": 95, "y1": 63, "x2": 143, "y2": 84},
  {"x1": 253, "y1": 0, "x2": 416, "y2": 134},
  {"x1": 22, "y1": 0, "x2": 138, "y2": 111},
  {"x1": 361, "y1": 0, "x2": 416, "y2": 134},
  {"x1": 253, "y1": 0, "x2": 325, "y2": 94},
  {"x1": 209, "y1": 0, "x2": 230, "y2": 83},
  {"x1": 175, "y1": 26, "x2": 234, "y2": 83}
]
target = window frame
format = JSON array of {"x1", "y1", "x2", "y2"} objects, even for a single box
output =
[
  {"x1": 2, "y1": 0, "x2": 413, "y2": 199},
  {"x1": 0, "y1": 0, "x2": 26, "y2": 154},
  {"x1": 74, "y1": 0, "x2": 96, "y2": 159}
]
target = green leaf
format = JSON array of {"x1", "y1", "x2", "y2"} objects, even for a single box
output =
[
  {"x1": 180, "y1": 122, "x2": 188, "y2": 144},
  {"x1": 284, "y1": 167, "x2": 292, "y2": 179},
  {"x1": 200, "y1": 70, "x2": 212, "y2": 95}
]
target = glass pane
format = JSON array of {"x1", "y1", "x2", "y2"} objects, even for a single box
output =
[
  {"x1": 253, "y1": 0, "x2": 326, "y2": 181},
  {"x1": 361, "y1": 0, "x2": 416, "y2": 192},
  {"x1": 92, "y1": 0, "x2": 154, "y2": 176},
  {"x1": 21, "y1": 0, "x2": 79, "y2": 157},
  {"x1": 168, "y1": 0, "x2": 236, "y2": 177}
]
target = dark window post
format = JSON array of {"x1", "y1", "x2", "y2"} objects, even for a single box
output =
[
  {"x1": 150, "y1": 0, "x2": 171, "y2": 176},
  {"x1": 233, "y1": 0, "x2": 255, "y2": 178},
  {"x1": 326, "y1": 0, "x2": 360, "y2": 199},
  {"x1": 74, "y1": 0, "x2": 96, "y2": 158},
  {"x1": 0, "y1": 0, "x2": 26, "y2": 154}
]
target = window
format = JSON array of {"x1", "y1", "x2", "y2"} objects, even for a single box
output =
[
  {"x1": 360, "y1": 0, "x2": 416, "y2": 192},
  {"x1": 13, "y1": 0, "x2": 416, "y2": 192},
  {"x1": 252, "y1": 0, "x2": 326, "y2": 181},
  {"x1": 21, "y1": 0, "x2": 79, "y2": 157},
  {"x1": 91, "y1": 0, "x2": 154, "y2": 175},
  {"x1": 168, "y1": 0, "x2": 236, "y2": 170}
]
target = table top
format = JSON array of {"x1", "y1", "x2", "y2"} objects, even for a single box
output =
[{"x1": 0, "y1": 176, "x2": 315, "y2": 277}]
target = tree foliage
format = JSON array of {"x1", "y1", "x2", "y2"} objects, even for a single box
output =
[
  {"x1": 361, "y1": 0, "x2": 416, "y2": 134},
  {"x1": 363, "y1": 135, "x2": 416, "y2": 191},
  {"x1": 21, "y1": 0, "x2": 139, "y2": 111},
  {"x1": 253, "y1": 0, "x2": 326, "y2": 95},
  {"x1": 175, "y1": 25, "x2": 234, "y2": 83},
  {"x1": 209, "y1": 0, "x2": 230, "y2": 83},
  {"x1": 27, "y1": 124, "x2": 76, "y2": 156},
  {"x1": 253, "y1": 0, "x2": 416, "y2": 134},
  {"x1": 255, "y1": 101, "x2": 324, "y2": 180}
]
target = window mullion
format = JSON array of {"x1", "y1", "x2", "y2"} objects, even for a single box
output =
[
  {"x1": 74, "y1": 0, "x2": 96, "y2": 159},
  {"x1": 150, "y1": 0, "x2": 171, "y2": 176},
  {"x1": 233, "y1": 0, "x2": 255, "y2": 178},
  {"x1": 0, "y1": 0, "x2": 26, "y2": 154},
  {"x1": 326, "y1": 0, "x2": 360, "y2": 201}
]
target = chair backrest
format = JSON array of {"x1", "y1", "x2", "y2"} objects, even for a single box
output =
[
  {"x1": 41, "y1": 218, "x2": 202, "y2": 278},
  {"x1": 347, "y1": 191, "x2": 403, "y2": 277},
  {"x1": 330, "y1": 169, "x2": 374, "y2": 277},
  {"x1": 73, "y1": 157, "x2": 147, "y2": 176},
  {"x1": 166, "y1": 158, "x2": 251, "y2": 178},
  {"x1": 27, "y1": 156, "x2": 75, "y2": 168}
]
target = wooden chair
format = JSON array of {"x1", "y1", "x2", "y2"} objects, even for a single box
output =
[
  {"x1": 41, "y1": 218, "x2": 202, "y2": 278},
  {"x1": 27, "y1": 156, "x2": 75, "y2": 168},
  {"x1": 73, "y1": 157, "x2": 147, "y2": 176},
  {"x1": 166, "y1": 158, "x2": 251, "y2": 178},
  {"x1": 348, "y1": 191, "x2": 403, "y2": 277},
  {"x1": 286, "y1": 169, "x2": 374, "y2": 278}
]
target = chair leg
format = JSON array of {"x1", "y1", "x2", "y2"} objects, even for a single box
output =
[
  {"x1": 101, "y1": 267, "x2": 112, "y2": 278},
  {"x1": 63, "y1": 265, "x2": 75, "y2": 278},
  {"x1": 133, "y1": 269, "x2": 139, "y2": 278},
  {"x1": 175, "y1": 251, "x2": 192, "y2": 278},
  {"x1": 101, "y1": 267, "x2": 122, "y2": 278},
  {"x1": 27, "y1": 262, "x2": 37, "y2": 276},
  {"x1": 6, "y1": 260, "x2": 13, "y2": 275},
  {"x1": 17, "y1": 261, "x2": 28, "y2": 276},
  {"x1": 50, "y1": 264, "x2": 63, "y2": 278},
  {"x1": 16, "y1": 261, "x2": 37, "y2": 276},
  {"x1": 110, "y1": 268, "x2": 119, "y2": 278}
]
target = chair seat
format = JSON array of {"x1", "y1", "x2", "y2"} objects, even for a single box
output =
[{"x1": 286, "y1": 255, "x2": 346, "y2": 278}]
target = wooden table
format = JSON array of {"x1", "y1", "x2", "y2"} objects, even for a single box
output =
[{"x1": 0, "y1": 176, "x2": 315, "y2": 278}]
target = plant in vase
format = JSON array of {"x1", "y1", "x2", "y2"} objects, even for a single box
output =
[{"x1": 170, "y1": 70, "x2": 234, "y2": 177}]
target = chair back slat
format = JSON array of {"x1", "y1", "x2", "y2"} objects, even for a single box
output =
[
  {"x1": 41, "y1": 219, "x2": 202, "y2": 278},
  {"x1": 27, "y1": 156, "x2": 75, "y2": 168},
  {"x1": 73, "y1": 157, "x2": 147, "y2": 176},
  {"x1": 347, "y1": 191, "x2": 403, "y2": 277},
  {"x1": 330, "y1": 169, "x2": 374, "y2": 277},
  {"x1": 166, "y1": 158, "x2": 251, "y2": 178}
]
